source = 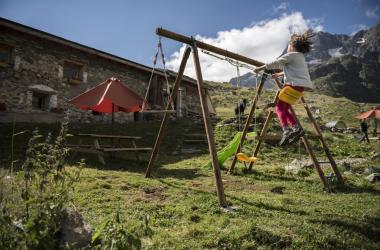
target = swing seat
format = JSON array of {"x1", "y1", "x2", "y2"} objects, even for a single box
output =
[
  {"x1": 278, "y1": 86, "x2": 304, "y2": 105},
  {"x1": 237, "y1": 153, "x2": 257, "y2": 163}
]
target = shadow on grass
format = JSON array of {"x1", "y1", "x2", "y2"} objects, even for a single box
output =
[
  {"x1": 0, "y1": 120, "x2": 211, "y2": 168},
  {"x1": 205, "y1": 224, "x2": 292, "y2": 249},
  {"x1": 332, "y1": 182, "x2": 380, "y2": 195},
  {"x1": 228, "y1": 195, "x2": 309, "y2": 216},
  {"x1": 154, "y1": 167, "x2": 207, "y2": 180},
  {"x1": 69, "y1": 154, "x2": 207, "y2": 180},
  {"x1": 239, "y1": 169, "x2": 316, "y2": 184},
  {"x1": 309, "y1": 217, "x2": 380, "y2": 243},
  {"x1": 68, "y1": 153, "x2": 148, "y2": 173},
  {"x1": 158, "y1": 178, "x2": 309, "y2": 216}
]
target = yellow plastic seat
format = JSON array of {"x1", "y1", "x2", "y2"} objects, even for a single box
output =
[
  {"x1": 237, "y1": 153, "x2": 257, "y2": 163},
  {"x1": 278, "y1": 86, "x2": 304, "y2": 105}
]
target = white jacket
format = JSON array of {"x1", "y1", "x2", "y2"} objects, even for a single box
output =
[{"x1": 266, "y1": 52, "x2": 314, "y2": 89}]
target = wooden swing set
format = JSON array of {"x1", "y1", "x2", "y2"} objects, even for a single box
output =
[{"x1": 144, "y1": 28, "x2": 344, "y2": 208}]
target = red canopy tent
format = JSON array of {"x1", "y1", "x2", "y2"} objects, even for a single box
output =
[
  {"x1": 356, "y1": 108, "x2": 380, "y2": 120},
  {"x1": 69, "y1": 77, "x2": 148, "y2": 125}
]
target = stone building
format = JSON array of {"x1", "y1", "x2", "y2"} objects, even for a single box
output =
[{"x1": 0, "y1": 17, "x2": 215, "y2": 123}]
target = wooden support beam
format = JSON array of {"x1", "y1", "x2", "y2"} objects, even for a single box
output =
[
  {"x1": 300, "y1": 97, "x2": 344, "y2": 184},
  {"x1": 145, "y1": 47, "x2": 192, "y2": 177},
  {"x1": 140, "y1": 110, "x2": 176, "y2": 114},
  {"x1": 289, "y1": 105, "x2": 331, "y2": 191},
  {"x1": 271, "y1": 79, "x2": 330, "y2": 191},
  {"x1": 192, "y1": 40, "x2": 227, "y2": 207},
  {"x1": 228, "y1": 73, "x2": 268, "y2": 174}
]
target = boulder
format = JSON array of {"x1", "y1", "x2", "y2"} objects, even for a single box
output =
[
  {"x1": 59, "y1": 207, "x2": 92, "y2": 249},
  {"x1": 343, "y1": 171, "x2": 353, "y2": 176},
  {"x1": 371, "y1": 153, "x2": 380, "y2": 160},
  {"x1": 284, "y1": 159, "x2": 305, "y2": 174},
  {"x1": 364, "y1": 167, "x2": 374, "y2": 174},
  {"x1": 366, "y1": 173, "x2": 380, "y2": 183}
]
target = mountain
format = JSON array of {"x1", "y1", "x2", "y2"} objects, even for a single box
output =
[
  {"x1": 229, "y1": 22, "x2": 380, "y2": 103},
  {"x1": 229, "y1": 72, "x2": 273, "y2": 88}
]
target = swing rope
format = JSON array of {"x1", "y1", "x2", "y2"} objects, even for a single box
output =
[
  {"x1": 202, "y1": 50, "x2": 259, "y2": 164},
  {"x1": 142, "y1": 36, "x2": 173, "y2": 112}
]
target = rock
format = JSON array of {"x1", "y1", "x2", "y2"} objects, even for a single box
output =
[
  {"x1": 364, "y1": 167, "x2": 374, "y2": 174},
  {"x1": 337, "y1": 158, "x2": 367, "y2": 166},
  {"x1": 342, "y1": 162, "x2": 351, "y2": 171},
  {"x1": 284, "y1": 159, "x2": 304, "y2": 174},
  {"x1": 371, "y1": 153, "x2": 380, "y2": 160},
  {"x1": 343, "y1": 171, "x2": 353, "y2": 176},
  {"x1": 59, "y1": 207, "x2": 92, "y2": 249},
  {"x1": 366, "y1": 173, "x2": 380, "y2": 183},
  {"x1": 271, "y1": 186, "x2": 284, "y2": 194}
]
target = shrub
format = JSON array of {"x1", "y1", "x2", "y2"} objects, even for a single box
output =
[
  {"x1": 0, "y1": 117, "x2": 82, "y2": 249},
  {"x1": 92, "y1": 210, "x2": 152, "y2": 250}
]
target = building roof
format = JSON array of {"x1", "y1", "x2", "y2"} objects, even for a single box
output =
[{"x1": 0, "y1": 17, "x2": 197, "y2": 85}]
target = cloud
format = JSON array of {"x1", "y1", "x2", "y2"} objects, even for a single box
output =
[
  {"x1": 273, "y1": 2, "x2": 289, "y2": 13},
  {"x1": 306, "y1": 17, "x2": 324, "y2": 32},
  {"x1": 350, "y1": 24, "x2": 369, "y2": 35},
  {"x1": 166, "y1": 12, "x2": 324, "y2": 82},
  {"x1": 366, "y1": 5, "x2": 379, "y2": 19}
]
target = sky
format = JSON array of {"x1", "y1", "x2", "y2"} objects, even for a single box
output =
[{"x1": 0, "y1": 0, "x2": 379, "y2": 81}]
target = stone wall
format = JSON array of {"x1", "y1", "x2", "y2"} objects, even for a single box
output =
[{"x1": 0, "y1": 24, "x2": 203, "y2": 123}]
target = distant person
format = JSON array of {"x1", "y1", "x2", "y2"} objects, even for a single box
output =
[
  {"x1": 254, "y1": 30, "x2": 315, "y2": 145},
  {"x1": 360, "y1": 119, "x2": 370, "y2": 143},
  {"x1": 235, "y1": 98, "x2": 247, "y2": 117}
]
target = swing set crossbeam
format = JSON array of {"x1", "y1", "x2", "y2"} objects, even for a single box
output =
[{"x1": 157, "y1": 27, "x2": 266, "y2": 68}]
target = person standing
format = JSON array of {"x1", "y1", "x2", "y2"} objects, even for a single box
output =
[{"x1": 360, "y1": 119, "x2": 370, "y2": 143}]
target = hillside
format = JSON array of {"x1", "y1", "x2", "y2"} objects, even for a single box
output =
[{"x1": 207, "y1": 81, "x2": 379, "y2": 128}]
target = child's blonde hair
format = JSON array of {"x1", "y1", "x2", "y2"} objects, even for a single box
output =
[{"x1": 290, "y1": 29, "x2": 314, "y2": 53}]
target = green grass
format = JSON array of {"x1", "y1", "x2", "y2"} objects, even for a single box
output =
[
  {"x1": 2, "y1": 122, "x2": 380, "y2": 249},
  {"x1": 67, "y1": 149, "x2": 380, "y2": 249},
  {"x1": 1, "y1": 89, "x2": 380, "y2": 249}
]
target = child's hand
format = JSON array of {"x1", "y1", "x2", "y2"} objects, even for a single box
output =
[
  {"x1": 253, "y1": 65, "x2": 266, "y2": 74},
  {"x1": 271, "y1": 72, "x2": 284, "y2": 79}
]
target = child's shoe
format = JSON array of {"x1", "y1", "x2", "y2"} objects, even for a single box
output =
[
  {"x1": 278, "y1": 126, "x2": 292, "y2": 146},
  {"x1": 288, "y1": 125, "x2": 305, "y2": 144}
]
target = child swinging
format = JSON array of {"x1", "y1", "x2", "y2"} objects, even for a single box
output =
[{"x1": 254, "y1": 30, "x2": 314, "y2": 145}]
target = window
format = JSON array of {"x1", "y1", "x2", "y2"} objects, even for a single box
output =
[
  {"x1": 63, "y1": 61, "x2": 83, "y2": 81},
  {"x1": 32, "y1": 92, "x2": 50, "y2": 111},
  {"x1": 0, "y1": 43, "x2": 13, "y2": 66}
]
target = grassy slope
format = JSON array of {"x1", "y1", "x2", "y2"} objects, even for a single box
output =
[{"x1": 1, "y1": 84, "x2": 380, "y2": 249}]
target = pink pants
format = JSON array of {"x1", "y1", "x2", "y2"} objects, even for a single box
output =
[{"x1": 276, "y1": 86, "x2": 304, "y2": 128}]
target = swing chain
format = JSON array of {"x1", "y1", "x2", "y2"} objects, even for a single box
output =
[{"x1": 142, "y1": 36, "x2": 173, "y2": 111}]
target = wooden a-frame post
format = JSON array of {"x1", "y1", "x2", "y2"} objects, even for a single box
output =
[
  {"x1": 144, "y1": 41, "x2": 227, "y2": 207},
  {"x1": 191, "y1": 39, "x2": 227, "y2": 207}
]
